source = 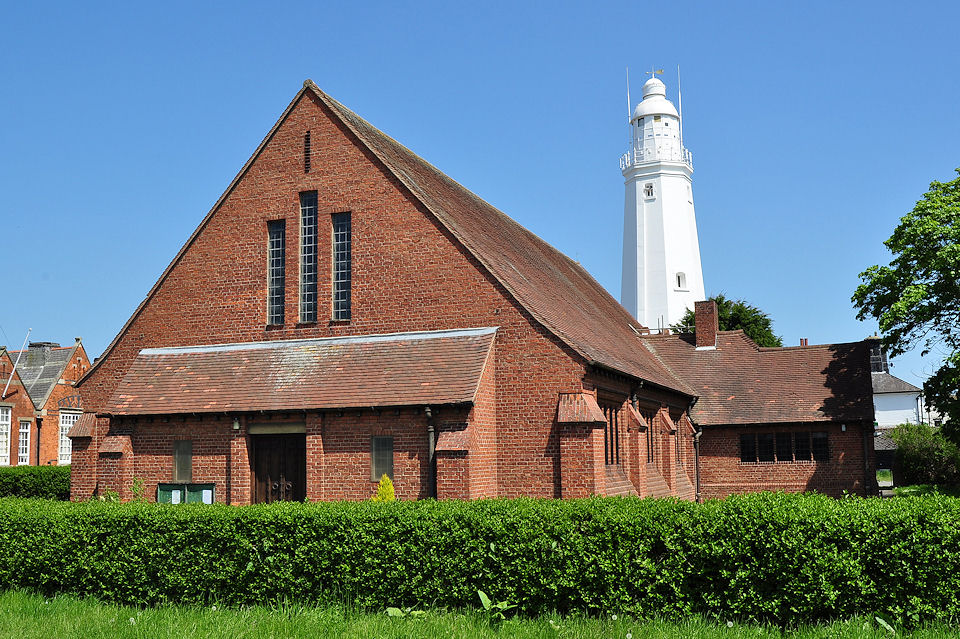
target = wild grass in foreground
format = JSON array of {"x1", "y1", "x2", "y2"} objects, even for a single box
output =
[{"x1": 0, "y1": 590, "x2": 955, "y2": 639}]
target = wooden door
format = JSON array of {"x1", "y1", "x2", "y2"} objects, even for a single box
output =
[{"x1": 252, "y1": 434, "x2": 306, "y2": 503}]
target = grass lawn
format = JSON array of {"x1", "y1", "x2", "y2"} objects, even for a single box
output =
[
  {"x1": 0, "y1": 590, "x2": 955, "y2": 639},
  {"x1": 893, "y1": 484, "x2": 960, "y2": 497}
]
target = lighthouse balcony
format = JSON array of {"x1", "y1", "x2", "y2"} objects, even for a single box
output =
[{"x1": 620, "y1": 147, "x2": 693, "y2": 170}]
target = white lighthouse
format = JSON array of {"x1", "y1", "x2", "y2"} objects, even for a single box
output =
[{"x1": 620, "y1": 75, "x2": 705, "y2": 331}]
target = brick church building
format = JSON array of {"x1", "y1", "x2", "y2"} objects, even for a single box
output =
[{"x1": 70, "y1": 81, "x2": 875, "y2": 503}]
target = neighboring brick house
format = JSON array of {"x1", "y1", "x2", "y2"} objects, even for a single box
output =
[
  {"x1": 71, "y1": 81, "x2": 700, "y2": 504},
  {"x1": 641, "y1": 301, "x2": 877, "y2": 498},
  {"x1": 5, "y1": 339, "x2": 90, "y2": 466},
  {"x1": 0, "y1": 347, "x2": 38, "y2": 466}
]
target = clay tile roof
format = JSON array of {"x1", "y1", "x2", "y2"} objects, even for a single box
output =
[
  {"x1": 874, "y1": 430, "x2": 898, "y2": 451},
  {"x1": 556, "y1": 392, "x2": 607, "y2": 424},
  {"x1": 435, "y1": 428, "x2": 470, "y2": 452},
  {"x1": 640, "y1": 331, "x2": 875, "y2": 426},
  {"x1": 871, "y1": 372, "x2": 922, "y2": 394},
  {"x1": 82, "y1": 84, "x2": 691, "y2": 397},
  {"x1": 67, "y1": 412, "x2": 96, "y2": 438},
  {"x1": 99, "y1": 434, "x2": 129, "y2": 454},
  {"x1": 307, "y1": 84, "x2": 691, "y2": 396},
  {"x1": 104, "y1": 327, "x2": 496, "y2": 416}
]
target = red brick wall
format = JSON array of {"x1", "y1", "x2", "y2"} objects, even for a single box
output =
[
  {"x1": 699, "y1": 421, "x2": 874, "y2": 499},
  {"x1": 0, "y1": 351, "x2": 36, "y2": 465},
  {"x1": 40, "y1": 344, "x2": 91, "y2": 466},
  {"x1": 468, "y1": 346, "x2": 497, "y2": 498},
  {"x1": 76, "y1": 89, "x2": 589, "y2": 500}
]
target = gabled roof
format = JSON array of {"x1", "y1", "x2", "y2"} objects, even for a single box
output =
[
  {"x1": 640, "y1": 331, "x2": 874, "y2": 426},
  {"x1": 871, "y1": 372, "x2": 922, "y2": 394},
  {"x1": 7, "y1": 341, "x2": 81, "y2": 410},
  {"x1": 310, "y1": 84, "x2": 690, "y2": 395},
  {"x1": 82, "y1": 82, "x2": 691, "y2": 398},
  {"x1": 0, "y1": 347, "x2": 27, "y2": 402},
  {"x1": 104, "y1": 327, "x2": 497, "y2": 416}
]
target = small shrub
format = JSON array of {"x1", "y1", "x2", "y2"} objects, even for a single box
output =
[
  {"x1": 891, "y1": 422, "x2": 960, "y2": 485},
  {"x1": 0, "y1": 465, "x2": 70, "y2": 500},
  {"x1": 370, "y1": 474, "x2": 395, "y2": 502}
]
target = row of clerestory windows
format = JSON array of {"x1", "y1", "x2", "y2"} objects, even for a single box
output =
[
  {"x1": 266, "y1": 191, "x2": 352, "y2": 326},
  {"x1": 740, "y1": 431, "x2": 829, "y2": 464}
]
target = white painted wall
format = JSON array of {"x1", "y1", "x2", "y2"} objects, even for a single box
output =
[
  {"x1": 874, "y1": 392, "x2": 921, "y2": 427},
  {"x1": 620, "y1": 77, "x2": 705, "y2": 330}
]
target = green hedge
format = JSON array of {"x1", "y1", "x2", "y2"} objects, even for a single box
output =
[
  {"x1": 0, "y1": 466, "x2": 69, "y2": 500},
  {"x1": 0, "y1": 493, "x2": 958, "y2": 627}
]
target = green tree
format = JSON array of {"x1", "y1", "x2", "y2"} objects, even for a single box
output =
[
  {"x1": 853, "y1": 169, "x2": 960, "y2": 436},
  {"x1": 675, "y1": 293, "x2": 783, "y2": 347}
]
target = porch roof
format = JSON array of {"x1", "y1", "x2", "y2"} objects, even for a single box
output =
[{"x1": 103, "y1": 327, "x2": 496, "y2": 416}]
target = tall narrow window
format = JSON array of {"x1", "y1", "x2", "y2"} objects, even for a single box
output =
[
  {"x1": 812, "y1": 432, "x2": 830, "y2": 461},
  {"x1": 59, "y1": 412, "x2": 79, "y2": 465},
  {"x1": 0, "y1": 408, "x2": 10, "y2": 465},
  {"x1": 267, "y1": 220, "x2": 286, "y2": 325},
  {"x1": 332, "y1": 212, "x2": 352, "y2": 320},
  {"x1": 18, "y1": 421, "x2": 30, "y2": 465},
  {"x1": 757, "y1": 433, "x2": 775, "y2": 462},
  {"x1": 644, "y1": 183, "x2": 654, "y2": 198},
  {"x1": 299, "y1": 192, "x2": 318, "y2": 323},
  {"x1": 739, "y1": 433, "x2": 756, "y2": 463},
  {"x1": 173, "y1": 440, "x2": 193, "y2": 483},
  {"x1": 371, "y1": 436, "x2": 394, "y2": 480},
  {"x1": 600, "y1": 402, "x2": 621, "y2": 466},
  {"x1": 775, "y1": 432, "x2": 793, "y2": 462},
  {"x1": 794, "y1": 432, "x2": 811, "y2": 461},
  {"x1": 303, "y1": 131, "x2": 311, "y2": 173},
  {"x1": 643, "y1": 411, "x2": 656, "y2": 463}
]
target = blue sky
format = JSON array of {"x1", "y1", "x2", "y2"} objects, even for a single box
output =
[{"x1": 1, "y1": 1, "x2": 957, "y2": 391}]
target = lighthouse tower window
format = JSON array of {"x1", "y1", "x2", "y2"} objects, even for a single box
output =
[{"x1": 643, "y1": 183, "x2": 654, "y2": 198}]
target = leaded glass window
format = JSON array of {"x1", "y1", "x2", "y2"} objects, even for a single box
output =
[
  {"x1": 299, "y1": 192, "x2": 318, "y2": 323},
  {"x1": 332, "y1": 212, "x2": 352, "y2": 320},
  {"x1": 267, "y1": 220, "x2": 286, "y2": 325}
]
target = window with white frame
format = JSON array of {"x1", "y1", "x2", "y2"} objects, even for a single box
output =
[
  {"x1": 643, "y1": 183, "x2": 654, "y2": 198},
  {"x1": 0, "y1": 408, "x2": 10, "y2": 465},
  {"x1": 18, "y1": 420, "x2": 30, "y2": 465},
  {"x1": 59, "y1": 412, "x2": 80, "y2": 465}
]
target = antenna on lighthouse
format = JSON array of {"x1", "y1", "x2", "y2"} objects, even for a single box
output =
[
  {"x1": 677, "y1": 65, "x2": 684, "y2": 150},
  {"x1": 626, "y1": 66, "x2": 632, "y2": 122}
]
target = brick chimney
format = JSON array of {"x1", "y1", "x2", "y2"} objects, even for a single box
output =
[{"x1": 694, "y1": 300, "x2": 718, "y2": 349}]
